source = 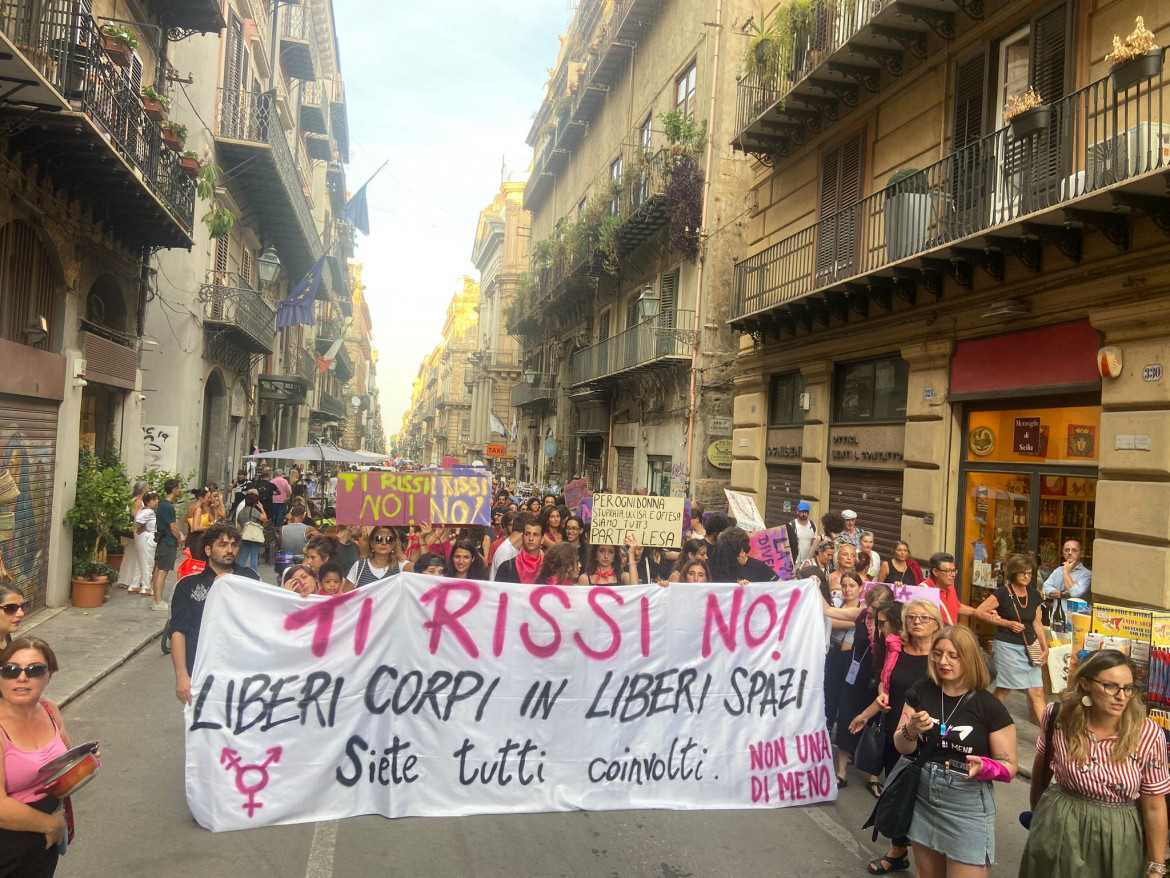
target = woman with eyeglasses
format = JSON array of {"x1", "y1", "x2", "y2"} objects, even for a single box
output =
[
  {"x1": 859, "y1": 597, "x2": 944, "y2": 875},
  {"x1": 1020, "y1": 649, "x2": 1169, "y2": 878},
  {"x1": 0, "y1": 584, "x2": 28, "y2": 647},
  {"x1": 895, "y1": 625, "x2": 1016, "y2": 877},
  {"x1": 0, "y1": 637, "x2": 72, "y2": 876},
  {"x1": 974, "y1": 553, "x2": 1048, "y2": 724},
  {"x1": 345, "y1": 526, "x2": 405, "y2": 589},
  {"x1": 561, "y1": 515, "x2": 587, "y2": 570},
  {"x1": 839, "y1": 592, "x2": 898, "y2": 797}
]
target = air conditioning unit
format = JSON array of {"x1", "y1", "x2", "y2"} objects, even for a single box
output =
[{"x1": 1087, "y1": 123, "x2": 1170, "y2": 190}]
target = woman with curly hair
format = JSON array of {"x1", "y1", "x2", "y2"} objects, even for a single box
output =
[{"x1": 536, "y1": 542, "x2": 580, "y2": 586}]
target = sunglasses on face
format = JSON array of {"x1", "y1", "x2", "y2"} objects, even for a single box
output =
[
  {"x1": 1, "y1": 662, "x2": 48, "y2": 680},
  {"x1": 371, "y1": 534, "x2": 397, "y2": 544},
  {"x1": 0, "y1": 602, "x2": 29, "y2": 616}
]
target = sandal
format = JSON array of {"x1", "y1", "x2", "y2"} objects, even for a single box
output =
[
  {"x1": 836, "y1": 775, "x2": 848, "y2": 788},
  {"x1": 865, "y1": 780, "x2": 884, "y2": 799},
  {"x1": 867, "y1": 855, "x2": 909, "y2": 875}
]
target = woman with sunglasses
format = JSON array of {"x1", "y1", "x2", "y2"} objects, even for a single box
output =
[
  {"x1": 895, "y1": 626, "x2": 1016, "y2": 877},
  {"x1": 0, "y1": 585, "x2": 27, "y2": 647},
  {"x1": 1020, "y1": 649, "x2": 1170, "y2": 878},
  {"x1": 0, "y1": 637, "x2": 71, "y2": 876},
  {"x1": 346, "y1": 526, "x2": 404, "y2": 589}
]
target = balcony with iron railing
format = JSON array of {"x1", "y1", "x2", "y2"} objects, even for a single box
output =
[
  {"x1": 0, "y1": 0, "x2": 197, "y2": 247},
  {"x1": 144, "y1": 0, "x2": 225, "y2": 33},
  {"x1": 731, "y1": 68, "x2": 1170, "y2": 332},
  {"x1": 260, "y1": 343, "x2": 315, "y2": 404},
  {"x1": 200, "y1": 271, "x2": 276, "y2": 355},
  {"x1": 312, "y1": 387, "x2": 347, "y2": 421},
  {"x1": 572, "y1": 309, "x2": 696, "y2": 387},
  {"x1": 280, "y1": 3, "x2": 318, "y2": 81},
  {"x1": 732, "y1": 0, "x2": 983, "y2": 164},
  {"x1": 299, "y1": 80, "x2": 328, "y2": 135},
  {"x1": 331, "y1": 80, "x2": 349, "y2": 162},
  {"x1": 214, "y1": 87, "x2": 322, "y2": 280},
  {"x1": 511, "y1": 380, "x2": 557, "y2": 408}
]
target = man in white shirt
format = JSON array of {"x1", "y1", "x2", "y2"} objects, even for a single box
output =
[
  {"x1": 785, "y1": 502, "x2": 818, "y2": 566},
  {"x1": 491, "y1": 512, "x2": 532, "y2": 579}
]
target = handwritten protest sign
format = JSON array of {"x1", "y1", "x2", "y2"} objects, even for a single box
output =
[
  {"x1": 749, "y1": 528, "x2": 794, "y2": 580},
  {"x1": 862, "y1": 582, "x2": 941, "y2": 607},
  {"x1": 185, "y1": 574, "x2": 831, "y2": 830},
  {"x1": 589, "y1": 493, "x2": 686, "y2": 547},
  {"x1": 334, "y1": 468, "x2": 491, "y2": 527},
  {"x1": 563, "y1": 477, "x2": 591, "y2": 514},
  {"x1": 725, "y1": 489, "x2": 766, "y2": 532}
]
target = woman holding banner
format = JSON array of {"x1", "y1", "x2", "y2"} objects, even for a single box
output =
[
  {"x1": 447, "y1": 540, "x2": 488, "y2": 581},
  {"x1": 536, "y1": 542, "x2": 580, "y2": 585},
  {"x1": 346, "y1": 526, "x2": 405, "y2": 589},
  {"x1": 667, "y1": 539, "x2": 709, "y2": 582},
  {"x1": 709, "y1": 528, "x2": 779, "y2": 584},
  {"x1": 825, "y1": 572, "x2": 863, "y2": 734},
  {"x1": 580, "y1": 544, "x2": 622, "y2": 585}
]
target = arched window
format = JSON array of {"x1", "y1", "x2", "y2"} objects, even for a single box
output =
[{"x1": 0, "y1": 220, "x2": 62, "y2": 351}]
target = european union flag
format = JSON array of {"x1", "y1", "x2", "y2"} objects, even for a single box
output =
[
  {"x1": 340, "y1": 183, "x2": 370, "y2": 236},
  {"x1": 276, "y1": 255, "x2": 325, "y2": 329}
]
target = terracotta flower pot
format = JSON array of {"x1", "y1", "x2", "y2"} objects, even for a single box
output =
[
  {"x1": 180, "y1": 155, "x2": 201, "y2": 178},
  {"x1": 101, "y1": 35, "x2": 131, "y2": 68},
  {"x1": 142, "y1": 96, "x2": 167, "y2": 122},
  {"x1": 70, "y1": 576, "x2": 107, "y2": 609},
  {"x1": 105, "y1": 552, "x2": 124, "y2": 574},
  {"x1": 161, "y1": 129, "x2": 185, "y2": 152}
]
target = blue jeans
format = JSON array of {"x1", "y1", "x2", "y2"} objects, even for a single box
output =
[
  {"x1": 239, "y1": 541, "x2": 261, "y2": 572},
  {"x1": 273, "y1": 502, "x2": 286, "y2": 529}
]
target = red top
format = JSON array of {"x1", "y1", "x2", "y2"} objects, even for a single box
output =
[
  {"x1": 1039, "y1": 704, "x2": 1170, "y2": 803},
  {"x1": 922, "y1": 579, "x2": 961, "y2": 626}
]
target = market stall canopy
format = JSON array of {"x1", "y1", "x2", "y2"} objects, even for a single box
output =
[{"x1": 244, "y1": 442, "x2": 368, "y2": 464}]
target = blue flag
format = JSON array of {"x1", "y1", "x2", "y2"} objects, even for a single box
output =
[
  {"x1": 276, "y1": 255, "x2": 326, "y2": 329},
  {"x1": 340, "y1": 183, "x2": 369, "y2": 236}
]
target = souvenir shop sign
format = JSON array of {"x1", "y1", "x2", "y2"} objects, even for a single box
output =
[
  {"x1": 749, "y1": 528, "x2": 795, "y2": 580},
  {"x1": 725, "y1": 489, "x2": 766, "y2": 532},
  {"x1": 589, "y1": 494, "x2": 686, "y2": 548},
  {"x1": 335, "y1": 469, "x2": 492, "y2": 526},
  {"x1": 184, "y1": 574, "x2": 834, "y2": 831}
]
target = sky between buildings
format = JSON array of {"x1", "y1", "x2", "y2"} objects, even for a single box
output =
[{"x1": 334, "y1": 0, "x2": 570, "y2": 440}]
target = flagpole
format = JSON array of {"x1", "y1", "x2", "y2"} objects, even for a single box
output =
[{"x1": 343, "y1": 160, "x2": 388, "y2": 209}]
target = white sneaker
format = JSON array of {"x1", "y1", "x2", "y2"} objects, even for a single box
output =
[{"x1": 151, "y1": 601, "x2": 168, "y2": 611}]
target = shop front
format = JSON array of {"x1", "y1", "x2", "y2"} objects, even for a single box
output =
[
  {"x1": 951, "y1": 321, "x2": 1102, "y2": 608},
  {"x1": 764, "y1": 426, "x2": 802, "y2": 528},
  {"x1": 826, "y1": 424, "x2": 906, "y2": 554}
]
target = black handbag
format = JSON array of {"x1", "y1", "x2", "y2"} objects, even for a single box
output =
[
  {"x1": 862, "y1": 733, "x2": 940, "y2": 841},
  {"x1": 853, "y1": 719, "x2": 886, "y2": 776}
]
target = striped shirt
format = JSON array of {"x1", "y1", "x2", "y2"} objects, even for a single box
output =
[{"x1": 1038, "y1": 703, "x2": 1170, "y2": 803}]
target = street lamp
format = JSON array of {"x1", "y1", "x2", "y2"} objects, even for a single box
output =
[
  {"x1": 258, "y1": 247, "x2": 281, "y2": 285},
  {"x1": 636, "y1": 283, "x2": 660, "y2": 321},
  {"x1": 524, "y1": 368, "x2": 538, "y2": 386}
]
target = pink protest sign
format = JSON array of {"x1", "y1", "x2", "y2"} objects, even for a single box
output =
[
  {"x1": 334, "y1": 469, "x2": 491, "y2": 526},
  {"x1": 749, "y1": 527, "x2": 794, "y2": 580},
  {"x1": 564, "y1": 477, "x2": 591, "y2": 514},
  {"x1": 862, "y1": 582, "x2": 941, "y2": 607}
]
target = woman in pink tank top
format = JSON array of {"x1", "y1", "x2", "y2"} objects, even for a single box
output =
[{"x1": 0, "y1": 637, "x2": 71, "y2": 877}]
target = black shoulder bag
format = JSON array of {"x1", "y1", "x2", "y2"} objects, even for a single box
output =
[{"x1": 861, "y1": 730, "x2": 941, "y2": 841}]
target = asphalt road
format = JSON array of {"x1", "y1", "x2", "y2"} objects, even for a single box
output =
[{"x1": 56, "y1": 645, "x2": 1034, "y2": 878}]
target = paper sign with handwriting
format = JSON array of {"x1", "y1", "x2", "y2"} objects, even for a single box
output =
[
  {"x1": 588, "y1": 494, "x2": 686, "y2": 548},
  {"x1": 749, "y1": 528, "x2": 795, "y2": 580},
  {"x1": 184, "y1": 574, "x2": 833, "y2": 830},
  {"x1": 724, "y1": 490, "x2": 766, "y2": 532},
  {"x1": 334, "y1": 468, "x2": 491, "y2": 527}
]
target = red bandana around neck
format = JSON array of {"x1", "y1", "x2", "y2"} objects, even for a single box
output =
[{"x1": 515, "y1": 549, "x2": 542, "y2": 584}]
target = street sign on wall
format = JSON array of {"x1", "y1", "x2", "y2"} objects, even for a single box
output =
[{"x1": 486, "y1": 444, "x2": 506, "y2": 457}]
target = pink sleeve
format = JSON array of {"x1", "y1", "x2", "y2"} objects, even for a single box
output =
[{"x1": 880, "y1": 635, "x2": 903, "y2": 693}]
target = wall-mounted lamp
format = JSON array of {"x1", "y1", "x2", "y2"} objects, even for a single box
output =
[
  {"x1": 636, "y1": 284, "x2": 660, "y2": 321},
  {"x1": 257, "y1": 246, "x2": 282, "y2": 285},
  {"x1": 524, "y1": 369, "x2": 537, "y2": 386},
  {"x1": 133, "y1": 392, "x2": 147, "y2": 402}
]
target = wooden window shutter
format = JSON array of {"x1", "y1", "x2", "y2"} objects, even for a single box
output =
[
  {"x1": 658, "y1": 270, "x2": 678, "y2": 328},
  {"x1": 1030, "y1": 2, "x2": 1071, "y2": 106},
  {"x1": 598, "y1": 310, "x2": 609, "y2": 341},
  {"x1": 952, "y1": 52, "x2": 987, "y2": 149},
  {"x1": 626, "y1": 296, "x2": 640, "y2": 329},
  {"x1": 815, "y1": 146, "x2": 843, "y2": 282},
  {"x1": 241, "y1": 248, "x2": 252, "y2": 287},
  {"x1": 214, "y1": 236, "x2": 228, "y2": 279},
  {"x1": 226, "y1": 16, "x2": 245, "y2": 93},
  {"x1": 816, "y1": 130, "x2": 864, "y2": 285}
]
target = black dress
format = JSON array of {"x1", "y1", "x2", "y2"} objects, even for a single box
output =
[
  {"x1": 882, "y1": 562, "x2": 916, "y2": 586},
  {"x1": 834, "y1": 613, "x2": 876, "y2": 754}
]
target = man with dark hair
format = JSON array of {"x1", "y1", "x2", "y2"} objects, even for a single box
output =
[
  {"x1": 170, "y1": 523, "x2": 260, "y2": 706},
  {"x1": 922, "y1": 551, "x2": 975, "y2": 625},
  {"x1": 703, "y1": 513, "x2": 733, "y2": 551},
  {"x1": 489, "y1": 510, "x2": 516, "y2": 565},
  {"x1": 711, "y1": 527, "x2": 779, "y2": 583},
  {"x1": 495, "y1": 517, "x2": 543, "y2": 584},
  {"x1": 150, "y1": 479, "x2": 185, "y2": 612},
  {"x1": 491, "y1": 512, "x2": 532, "y2": 580},
  {"x1": 785, "y1": 501, "x2": 818, "y2": 566},
  {"x1": 254, "y1": 469, "x2": 277, "y2": 563}
]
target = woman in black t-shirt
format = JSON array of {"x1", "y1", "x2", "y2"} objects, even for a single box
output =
[
  {"x1": 974, "y1": 553, "x2": 1048, "y2": 723},
  {"x1": 895, "y1": 626, "x2": 1016, "y2": 873}
]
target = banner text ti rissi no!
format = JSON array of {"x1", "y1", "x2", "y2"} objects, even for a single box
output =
[{"x1": 185, "y1": 575, "x2": 834, "y2": 831}]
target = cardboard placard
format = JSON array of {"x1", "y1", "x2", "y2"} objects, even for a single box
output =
[
  {"x1": 334, "y1": 468, "x2": 492, "y2": 526},
  {"x1": 563, "y1": 477, "x2": 592, "y2": 514},
  {"x1": 589, "y1": 494, "x2": 686, "y2": 548},
  {"x1": 748, "y1": 527, "x2": 794, "y2": 580},
  {"x1": 724, "y1": 489, "x2": 766, "y2": 532}
]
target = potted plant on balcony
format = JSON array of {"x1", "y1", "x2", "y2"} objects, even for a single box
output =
[
  {"x1": 741, "y1": 6, "x2": 784, "y2": 80},
  {"x1": 884, "y1": 168, "x2": 934, "y2": 261},
  {"x1": 100, "y1": 23, "x2": 138, "y2": 68},
  {"x1": 1107, "y1": 16, "x2": 1164, "y2": 92},
  {"x1": 1004, "y1": 86, "x2": 1049, "y2": 139},
  {"x1": 141, "y1": 85, "x2": 171, "y2": 122},
  {"x1": 180, "y1": 150, "x2": 202, "y2": 179},
  {"x1": 160, "y1": 121, "x2": 187, "y2": 152}
]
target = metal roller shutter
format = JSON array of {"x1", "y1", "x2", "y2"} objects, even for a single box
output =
[
  {"x1": 765, "y1": 465, "x2": 801, "y2": 529},
  {"x1": 0, "y1": 395, "x2": 58, "y2": 610},
  {"x1": 828, "y1": 468, "x2": 904, "y2": 560}
]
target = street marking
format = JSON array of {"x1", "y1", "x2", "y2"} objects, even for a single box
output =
[
  {"x1": 802, "y1": 806, "x2": 866, "y2": 861},
  {"x1": 305, "y1": 819, "x2": 338, "y2": 878}
]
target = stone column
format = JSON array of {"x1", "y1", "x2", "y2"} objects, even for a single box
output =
[
  {"x1": 799, "y1": 358, "x2": 832, "y2": 517},
  {"x1": 730, "y1": 375, "x2": 768, "y2": 509},
  {"x1": 900, "y1": 339, "x2": 954, "y2": 558}
]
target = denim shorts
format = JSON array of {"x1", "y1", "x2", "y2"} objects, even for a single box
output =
[{"x1": 908, "y1": 761, "x2": 996, "y2": 866}]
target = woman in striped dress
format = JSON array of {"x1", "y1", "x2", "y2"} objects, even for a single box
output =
[{"x1": 1019, "y1": 649, "x2": 1170, "y2": 878}]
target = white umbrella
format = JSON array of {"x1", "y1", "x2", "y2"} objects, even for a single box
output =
[{"x1": 244, "y1": 441, "x2": 366, "y2": 465}]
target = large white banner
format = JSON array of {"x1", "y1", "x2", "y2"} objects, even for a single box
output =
[{"x1": 185, "y1": 574, "x2": 833, "y2": 831}]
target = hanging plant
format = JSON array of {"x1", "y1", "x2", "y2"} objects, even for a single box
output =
[
  {"x1": 203, "y1": 206, "x2": 235, "y2": 239},
  {"x1": 664, "y1": 154, "x2": 704, "y2": 259}
]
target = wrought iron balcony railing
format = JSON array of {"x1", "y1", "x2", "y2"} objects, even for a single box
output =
[
  {"x1": 199, "y1": 271, "x2": 276, "y2": 354},
  {"x1": 733, "y1": 68, "x2": 1170, "y2": 323},
  {"x1": 0, "y1": 0, "x2": 195, "y2": 237},
  {"x1": 314, "y1": 390, "x2": 347, "y2": 421},
  {"x1": 280, "y1": 3, "x2": 318, "y2": 81},
  {"x1": 511, "y1": 381, "x2": 556, "y2": 407},
  {"x1": 572, "y1": 309, "x2": 696, "y2": 386}
]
